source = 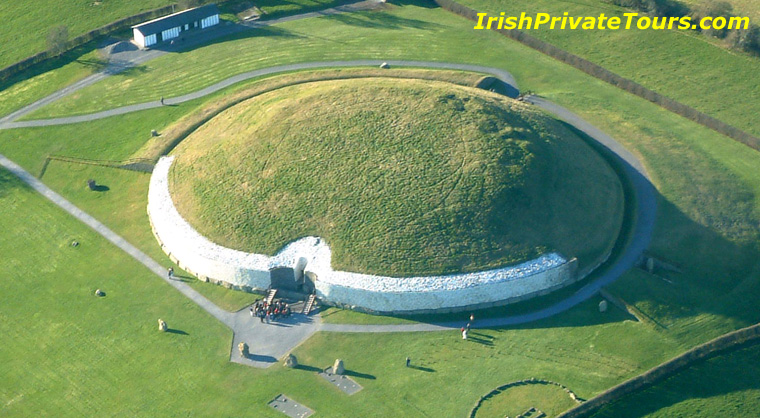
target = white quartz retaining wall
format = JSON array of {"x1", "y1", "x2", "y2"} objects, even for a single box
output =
[{"x1": 148, "y1": 156, "x2": 578, "y2": 313}]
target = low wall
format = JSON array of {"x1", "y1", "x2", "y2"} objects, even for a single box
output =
[
  {"x1": 556, "y1": 322, "x2": 760, "y2": 418},
  {"x1": 148, "y1": 156, "x2": 579, "y2": 313}
]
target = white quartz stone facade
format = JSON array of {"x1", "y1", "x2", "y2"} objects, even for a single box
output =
[{"x1": 148, "y1": 156, "x2": 578, "y2": 313}]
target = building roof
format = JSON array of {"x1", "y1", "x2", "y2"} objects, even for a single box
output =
[{"x1": 132, "y1": 4, "x2": 220, "y2": 35}]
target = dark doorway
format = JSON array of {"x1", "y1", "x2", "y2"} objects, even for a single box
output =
[{"x1": 270, "y1": 267, "x2": 298, "y2": 290}]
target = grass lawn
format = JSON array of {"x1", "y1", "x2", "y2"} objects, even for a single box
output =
[
  {"x1": 22, "y1": 0, "x2": 760, "y2": 143},
  {"x1": 170, "y1": 77, "x2": 623, "y2": 275},
  {"x1": 0, "y1": 0, "x2": 175, "y2": 69},
  {"x1": 1, "y1": 1, "x2": 757, "y2": 334},
  {"x1": 1, "y1": 1, "x2": 760, "y2": 414},
  {"x1": 0, "y1": 167, "x2": 684, "y2": 416},
  {"x1": 456, "y1": 0, "x2": 760, "y2": 138},
  {"x1": 589, "y1": 343, "x2": 760, "y2": 418},
  {"x1": 475, "y1": 382, "x2": 578, "y2": 418},
  {"x1": 0, "y1": 49, "x2": 103, "y2": 119}
]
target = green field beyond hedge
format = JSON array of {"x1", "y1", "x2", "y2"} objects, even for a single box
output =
[{"x1": 170, "y1": 78, "x2": 623, "y2": 276}]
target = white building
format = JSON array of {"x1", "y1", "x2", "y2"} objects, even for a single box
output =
[{"x1": 132, "y1": 4, "x2": 220, "y2": 49}]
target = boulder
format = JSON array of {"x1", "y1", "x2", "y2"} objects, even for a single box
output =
[
  {"x1": 284, "y1": 354, "x2": 298, "y2": 368},
  {"x1": 94, "y1": 289, "x2": 105, "y2": 297},
  {"x1": 158, "y1": 319, "x2": 167, "y2": 332},
  {"x1": 239, "y1": 342, "x2": 249, "y2": 357},
  {"x1": 646, "y1": 257, "x2": 655, "y2": 273},
  {"x1": 87, "y1": 179, "x2": 96, "y2": 190},
  {"x1": 599, "y1": 300, "x2": 608, "y2": 313},
  {"x1": 380, "y1": 62, "x2": 390, "y2": 69},
  {"x1": 332, "y1": 358, "x2": 345, "y2": 375}
]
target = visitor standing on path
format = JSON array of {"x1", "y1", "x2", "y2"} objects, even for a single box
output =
[
  {"x1": 250, "y1": 307, "x2": 254, "y2": 318},
  {"x1": 168, "y1": 267, "x2": 174, "y2": 279},
  {"x1": 160, "y1": 96, "x2": 164, "y2": 105}
]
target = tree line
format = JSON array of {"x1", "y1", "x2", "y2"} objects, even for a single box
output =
[{"x1": 611, "y1": 0, "x2": 760, "y2": 54}]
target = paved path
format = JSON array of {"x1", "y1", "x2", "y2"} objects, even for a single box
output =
[
  {"x1": 321, "y1": 96, "x2": 657, "y2": 333},
  {"x1": 0, "y1": 0, "x2": 384, "y2": 126},
  {"x1": 0, "y1": 60, "x2": 517, "y2": 129},
  {"x1": 0, "y1": 2, "x2": 656, "y2": 356}
]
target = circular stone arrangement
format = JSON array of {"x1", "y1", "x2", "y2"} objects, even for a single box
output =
[{"x1": 148, "y1": 74, "x2": 625, "y2": 313}]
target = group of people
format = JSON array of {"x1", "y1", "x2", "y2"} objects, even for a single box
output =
[{"x1": 250, "y1": 299, "x2": 291, "y2": 323}]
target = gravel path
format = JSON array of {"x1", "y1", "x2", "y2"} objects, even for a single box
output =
[{"x1": 0, "y1": 2, "x2": 656, "y2": 356}]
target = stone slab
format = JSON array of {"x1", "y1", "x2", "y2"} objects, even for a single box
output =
[
  {"x1": 268, "y1": 394, "x2": 314, "y2": 418},
  {"x1": 319, "y1": 368, "x2": 363, "y2": 395}
]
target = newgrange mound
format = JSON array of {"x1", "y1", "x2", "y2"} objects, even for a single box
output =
[{"x1": 169, "y1": 77, "x2": 624, "y2": 277}]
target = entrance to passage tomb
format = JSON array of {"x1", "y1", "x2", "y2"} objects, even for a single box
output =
[{"x1": 270, "y1": 267, "x2": 298, "y2": 290}]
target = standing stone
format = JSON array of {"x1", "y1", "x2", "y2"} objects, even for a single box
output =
[
  {"x1": 332, "y1": 359, "x2": 345, "y2": 375},
  {"x1": 158, "y1": 319, "x2": 167, "y2": 332},
  {"x1": 599, "y1": 300, "x2": 608, "y2": 313},
  {"x1": 284, "y1": 354, "x2": 298, "y2": 368},
  {"x1": 239, "y1": 342, "x2": 249, "y2": 357},
  {"x1": 646, "y1": 257, "x2": 655, "y2": 273},
  {"x1": 380, "y1": 62, "x2": 390, "y2": 69},
  {"x1": 94, "y1": 289, "x2": 104, "y2": 297}
]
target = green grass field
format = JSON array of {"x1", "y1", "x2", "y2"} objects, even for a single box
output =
[
  {"x1": 589, "y1": 344, "x2": 760, "y2": 418},
  {"x1": 22, "y1": 0, "x2": 760, "y2": 143},
  {"x1": 0, "y1": 167, "x2": 681, "y2": 415},
  {"x1": 457, "y1": 0, "x2": 760, "y2": 138},
  {"x1": 475, "y1": 382, "x2": 579, "y2": 418},
  {"x1": 170, "y1": 77, "x2": 623, "y2": 275},
  {"x1": 0, "y1": 0, "x2": 175, "y2": 69},
  {"x1": 1, "y1": 0, "x2": 760, "y2": 415}
]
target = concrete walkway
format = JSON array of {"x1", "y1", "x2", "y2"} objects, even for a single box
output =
[
  {"x1": 0, "y1": 2, "x2": 656, "y2": 360},
  {"x1": 0, "y1": 60, "x2": 517, "y2": 129},
  {"x1": 0, "y1": 0, "x2": 385, "y2": 126},
  {"x1": 322, "y1": 96, "x2": 657, "y2": 333}
]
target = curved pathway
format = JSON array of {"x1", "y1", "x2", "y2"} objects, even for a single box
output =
[
  {"x1": 0, "y1": 59, "x2": 656, "y2": 360},
  {"x1": 0, "y1": 60, "x2": 517, "y2": 129}
]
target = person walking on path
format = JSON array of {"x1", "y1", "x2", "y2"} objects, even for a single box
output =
[
  {"x1": 160, "y1": 96, "x2": 164, "y2": 106},
  {"x1": 167, "y1": 267, "x2": 174, "y2": 279},
  {"x1": 461, "y1": 327, "x2": 468, "y2": 340},
  {"x1": 250, "y1": 307, "x2": 254, "y2": 318}
]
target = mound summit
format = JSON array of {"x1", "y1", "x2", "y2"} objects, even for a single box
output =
[{"x1": 170, "y1": 77, "x2": 624, "y2": 276}]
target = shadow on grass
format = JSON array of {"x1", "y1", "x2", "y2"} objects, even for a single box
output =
[
  {"x1": 589, "y1": 343, "x2": 760, "y2": 418},
  {"x1": 344, "y1": 369, "x2": 376, "y2": 380},
  {"x1": 0, "y1": 168, "x2": 21, "y2": 199},
  {"x1": 166, "y1": 328, "x2": 189, "y2": 335},
  {"x1": 91, "y1": 184, "x2": 110, "y2": 192},
  {"x1": 294, "y1": 364, "x2": 323, "y2": 372},
  {"x1": 322, "y1": 10, "x2": 436, "y2": 30},
  {"x1": 152, "y1": 24, "x2": 304, "y2": 56},
  {"x1": 408, "y1": 365, "x2": 435, "y2": 372},
  {"x1": 387, "y1": 0, "x2": 438, "y2": 9}
]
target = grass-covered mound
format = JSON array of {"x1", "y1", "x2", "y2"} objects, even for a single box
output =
[{"x1": 170, "y1": 78, "x2": 624, "y2": 276}]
